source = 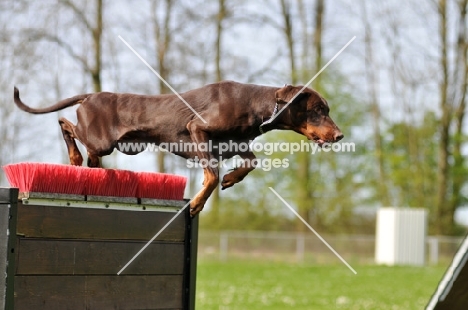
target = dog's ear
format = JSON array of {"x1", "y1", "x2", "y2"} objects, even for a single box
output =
[{"x1": 275, "y1": 85, "x2": 310, "y2": 104}]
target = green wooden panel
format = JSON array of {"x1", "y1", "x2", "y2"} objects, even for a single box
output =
[
  {"x1": 16, "y1": 238, "x2": 185, "y2": 275},
  {"x1": 16, "y1": 203, "x2": 186, "y2": 241},
  {"x1": 14, "y1": 275, "x2": 183, "y2": 310}
]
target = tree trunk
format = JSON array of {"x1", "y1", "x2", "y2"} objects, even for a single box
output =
[
  {"x1": 361, "y1": 1, "x2": 390, "y2": 207},
  {"x1": 58, "y1": 0, "x2": 102, "y2": 92},
  {"x1": 91, "y1": 0, "x2": 102, "y2": 93},
  {"x1": 215, "y1": 0, "x2": 226, "y2": 83},
  {"x1": 436, "y1": 0, "x2": 451, "y2": 234},
  {"x1": 297, "y1": 0, "x2": 309, "y2": 82},
  {"x1": 304, "y1": 0, "x2": 325, "y2": 229},
  {"x1": 280, "y1": 0, "x2": 297, "y2": 85},
  {"x1": 280, "y1": 0, "x2": 309, "y2": 231},
  {"x1": 210, "y1": 0, "x2": 227, "y2": 228},
  {"x1": 448, "y1": 0, "x2": 468, "y2": 233},
  {"x1": 152, "y1": 0, "x2": 174, "y2": 173},
  {"x1": 313, "y1": 0, "x2": 324, "y2": 86}
]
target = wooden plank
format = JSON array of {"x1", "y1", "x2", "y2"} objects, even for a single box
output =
[
  {"x1": 19, "y1": 192, "x2": 85, "y2": 201},
  {"x1": 16, "y1": 238, "x2": 185, "y2": 275},
  {"x1": 0, "y1": 203, "x2": 9, "y2": 310},
  {"x1": 16, "y1": 203, "x2": 186, "y2": 241},
  {"x1": 22, "y1": 197, "x2": 181, "y2": 212},
  {"x1": 4, "y1": 189, "x2": 18, "y2": 310},
  {"x1": 14, "y1": 275, "x2": 184, "y2": 310},
  {"x1": 141, "y1": 197, "x2": 189, "y2": 208},
  {"x1": 186, "y1": 215, "x2": 199, "y2": 310},
  {"x1": 86, "y1": 195, "x2": 138, "y2": 204}
]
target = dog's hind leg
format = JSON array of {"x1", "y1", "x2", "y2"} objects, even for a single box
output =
[
  {"x1": 58, "y1": 117, "x2": 83, "y2": 166},
  {"x1": 87, "y1": 152, "x2": 101, "y2": 168}
]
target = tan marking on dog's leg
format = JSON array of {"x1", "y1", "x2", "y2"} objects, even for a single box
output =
[
  {"x1": 87, "y1": 152, "x2": 101, "y2": 168},
  {"x1": 190, "y1": 167, "x2": 219, "y2": 216},
  {"x1": 59, "y1": 117, "x2": 83, "y2": 166}
]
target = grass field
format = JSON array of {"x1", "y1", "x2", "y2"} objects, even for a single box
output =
[{"x1": 196, "y1": 260, "x2": 446, "y2": 310}]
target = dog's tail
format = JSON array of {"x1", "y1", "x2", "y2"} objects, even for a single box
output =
[{"x1": 14, "y1": 87, "x2": 92, "y2": 114}]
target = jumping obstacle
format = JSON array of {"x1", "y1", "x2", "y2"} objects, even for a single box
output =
[
  {"x1": 0, "y1": 187, "x2": 198, "y2": 310},
  {"x1": 426, "y1": 233, "x2": 468, "y2": 310}
]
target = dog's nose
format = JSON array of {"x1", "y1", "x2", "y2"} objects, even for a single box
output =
[{"x1": 334, "y1": 132, "x2": 344, "y2": 142}]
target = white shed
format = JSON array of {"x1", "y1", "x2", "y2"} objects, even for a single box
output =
[{"x1": 375, "y1": 207, "x2": 427, "y2": 266}]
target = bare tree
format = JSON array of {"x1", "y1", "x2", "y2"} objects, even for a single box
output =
[
  {"x1": 447, "y1": 0, "x2": 468, "y2": 232},
  {"x1": 361, "y1": 0, "x2": 390, "y2": 207},
  {"x1": 313, "y1": 0, "x2": 324, "y2": 79},
  {"x1": 208, "y1": 0, "x2": 229, "y2": 226},
  {"x1": 0, "y1": 2, "x2": 61, "y2": 183},
  {"x1": 215, "y1": 0, "x2": 226, "y2": 83},
  {"x1": 276, "y1": 0, "x2": 325, "y2": 231},
  {"x1": 435, "y1": 0, "x2": 451, "y2": 234},
  {"x1": 280, "y1": 0, "x2": 298, "y2": 85},
  {"x1": 296, "y1": 0, "x2": 326, "y2": 231},
  {"x1": 25, "y1": 0, "x2": 104, "y2": 93},
  {"x1": 150, "y1": 0, "x2": 175, "y2": 173}
]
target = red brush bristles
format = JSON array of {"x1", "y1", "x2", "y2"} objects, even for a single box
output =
[
  {"x1": 135, "y1": 172, "x2": 166, "y2": 199},
  {"x1": 162, "y1": 174, "x2": 187, "y2": 200},
  {"x1": 105, "y1": 169, "x2": 139, "y2": 198},
  {"x1": 3, "y1": 163, "x2": 87, "y2": 195},
  {"x1": 3, "y1": 162, "x2": 186, "y2": 200},
  {"x1": 136, "y1": 171, "x2": 187, "y2": 200},
  {"x1": 84, "y1": 168, "x2": 138, "y2": 198},
  {"x1": 3, "y1": 162, "x2": 36, "y2": 193}
]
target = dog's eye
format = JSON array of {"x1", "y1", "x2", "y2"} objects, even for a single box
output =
[{"x1": 314, "y1": 105, "x2": 329, "y2": 115}]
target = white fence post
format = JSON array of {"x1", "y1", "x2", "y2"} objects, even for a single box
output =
[
  {"x1": 220, "y1": 232, "x2": 228, "y2": 261},
  {"x1": 296, "y1": 233, "x2": 305, "y2": 263},
  {"x1": 428, "y1": 237, "x2": 439, "y2": 265}
]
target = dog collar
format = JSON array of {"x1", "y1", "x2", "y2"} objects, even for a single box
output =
[{"x1": 259, "y1": 101, "x2": 279, "y2": 134}]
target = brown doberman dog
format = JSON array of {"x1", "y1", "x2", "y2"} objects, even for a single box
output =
[{"x1": 14, "y1": 81, "x2": 343, "y2": 215}]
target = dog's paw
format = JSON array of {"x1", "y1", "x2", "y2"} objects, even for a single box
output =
[
  {"x1": 221, "y1": 174, "x2": 237, "y2": 190},
  {"x1": 189, "y1": 201, "x2": 204, "y2": 217}
]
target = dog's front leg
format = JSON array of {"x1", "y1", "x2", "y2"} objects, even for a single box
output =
[
  {"x1": 187, "y1": 120, "x2": 220, "y2": 216},
  {"x1": 190, "y1": 166, "x2": 219, "y2": 216},
  {"x1": 221, "y1": 151, "x2": 257, "y2": 190}
]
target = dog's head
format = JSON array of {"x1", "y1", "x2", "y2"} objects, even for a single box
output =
[{"x1": 275, "y1": 85, "x2": 343, "y2": 145}]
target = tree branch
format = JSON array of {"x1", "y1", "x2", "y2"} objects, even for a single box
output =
[{"x1": 27, "y1": 30, "x2": 92, "y2": 74}]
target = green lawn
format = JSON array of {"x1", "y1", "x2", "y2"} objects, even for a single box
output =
[{"x1": 196, "y1": 260, "x2": 446, "y2": 310}]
